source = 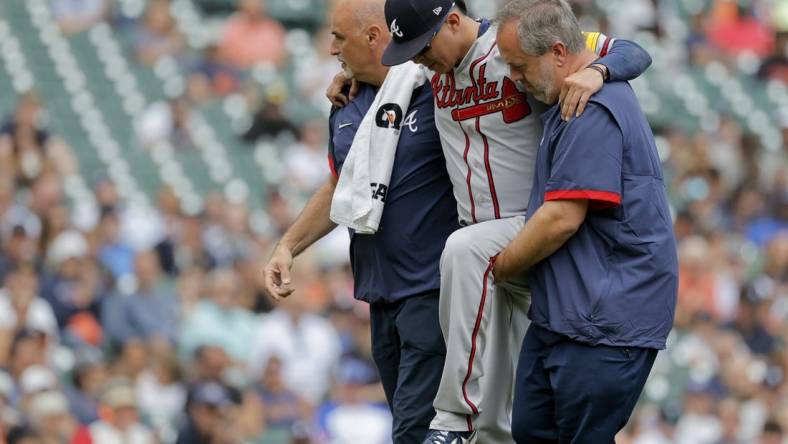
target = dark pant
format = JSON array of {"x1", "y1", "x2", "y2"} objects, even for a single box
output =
[
  {"x1": 370, "y1": 292, "x2": 446, "y2": 444},
  {"x1": 512, "y1": 324, "x2": 657, "y2": 444}
]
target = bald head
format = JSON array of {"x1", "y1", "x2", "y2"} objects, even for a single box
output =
[
  {"x1": 329, "y1": 0, "x2": 390, "y2": 86},
  {"x1": 351, "y1": 0, "x2": 386, "y2": 29}
]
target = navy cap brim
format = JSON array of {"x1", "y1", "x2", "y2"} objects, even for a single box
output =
[{"x1": 381, "y1": 11, "x2": 450, "y2": 67}]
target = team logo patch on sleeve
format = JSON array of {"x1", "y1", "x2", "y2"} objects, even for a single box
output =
[{"x1": 375, "y1": 103, "x2": 404, "y2": 129}]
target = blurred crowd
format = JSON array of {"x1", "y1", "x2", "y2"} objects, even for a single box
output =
[{"x1": 0, "y1": 0, "x2": 785, "y2": 443}]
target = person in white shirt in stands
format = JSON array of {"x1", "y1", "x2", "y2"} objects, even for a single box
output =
[
  {"x1": 248, "y1": 262, "x2": 341, "y2": 406},
  {"x1": 0, "y1": 264, "x2": 58, "y2": 366},
  {"x1": 88, "y1": 380, "x2": 155, "y2": 444}
]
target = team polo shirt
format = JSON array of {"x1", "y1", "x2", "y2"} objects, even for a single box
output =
[
  {"x1": 329, "y1": 82, "x2": 460, "y2": 304},
  {"x1": 525, "y1": 81, "x2": 678, "y2": 349}
]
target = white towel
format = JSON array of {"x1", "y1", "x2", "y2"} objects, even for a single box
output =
[{"x1": 330, "y1": 62, "x2": 427, "y2": 234}]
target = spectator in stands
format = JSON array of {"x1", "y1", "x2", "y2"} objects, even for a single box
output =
[
  {"x1": 17, "y1": 365, "x2": 59, "y2": 411},
  {"x1": 201, "y1": 201, "x2": 254, "y2": 268},
  {"x1": 134, "y1": 95, "x2": 196, "y2": 151},
  {"x1": 264, "y1": 188, "x2": 295, "y2": 238},
  {"x1": 59, "y1": 263, "x2": 104, "y2": 349},
  {"x1": 134, "y1": 0, "x2": 185, "y2": 66},
  {"x1": 729, "y1": 185, "x2": 772, "y2": 244},
  {"x1": 234, "y1": 249, "x2": 274, "y2": 314},
  {"x1": 714, "y1": 397, "x2": 744, "y2": 444},
  {"x1": 88, "y1": 380, "x2": 155, "y2": 444},
  {"x1": 706, "y1": 1, "x2": 774, "y2": 58},
  {"x1": 0, "y1": 205, "x2": 41, "y2": 285},
  {"x1": 39, "y1": 230, "x2": 102, "y2": 334},
  {"x1": 39, "y1": 204, "x2": 70, "y2": 257},
  {"x1": 241, "y1": 94, "x2": 299, "y2": 143},
  {"x1": 26, "y1": 173, "x2": 64, "y2": 225},
  {"x1": 93, "y1": 177, "x2": 122, "y2": 215},
  {"x1": 110, "y1": 340, "x2": 150, "y2": 384},
  {"x1": 0, "y1": 93, "x2": 76, "y2": 187},
  {"x1": 674, "y1": 381, "x2": 724, "y2": 444},
  {"x1": 6, "y1": 426, "x2": 42, "y2": 444},
  {"x1": 64, "y1": 348, "x2": 106, "y2": 425},
  {"x1": 248, "y1": 265, "x2": 341, "y2": 405},
  {"x1": 186, "y1": 345, "x2": 240, "y2": 403},
  {"x1": 181, "y1": 346, "x2": 265, "y2": 442},
  {"x1": 314, "y1": 358, "x2": 391, "y2": 443},
  {"x1": 102, "y1": 251, "x2": 178, "y2": 348},
  {"x1": 51, "y1": 0, "x2": 107, "y2": 35},
  {"x1": 628, "y1": 407, "x2": 678, "y2": 444},
  {"x1": 759, "y1": 420, "x2": 784, "y2": 444},
  {"x1": 284, "y1": 119, "x2": 331, "y2": 194},
  {"x1": 190, "y1": 345, "x2": 224, "y2": 380},
  {"x1": 760, "y1": 232, "x2": 787, "y2": 296},
  {"x1": 0, "y1": 370, "x2": 21, "y2": 435},
  {"x1": 96, "y1": 210, "x2": 135, "y2": 281},
  {"x1": 135, "y1": 352, "x2": 186, "y2": 442},
  {"x1": 758, "y1": 29, "x2": 788, "y2": 83},
  {"x1": 189, "y1": 46, "x2": 243, "y2": 99},
  {"x1": 607, "y1": 0, "x2": 657, "y2": 37},
  {"x1": 686, "y1": 12, "x2": 721, "y2": 67},
  {"x1": 6, "y1": 330, "x2": 48, "y2": 388},
  {"x1": 728, "y1": 292, "x2": 778, "y2": 356},
  {"x1": 217, "y1": 0, "x2": 287, "y2": 69},
  {"x1": 179, "y1": 268, "x2": 256, "y2": 363},
  {"x1": 174, "y1": 266, "x2": 205, "y2": 320},
  {"x1": 677, "y1": 236, "x2": 727, "y2": 322},
  {"x1": 0, "y1": 265, "x2": 58, "y2": 366},
  {"x1": 24, "y1": 390, "x2": 91, "y2": 444},
  {"x1": 176, "y1": 381, "x2": 235, "y2": 444},
  {"x1": 253, "y1": 356, "x2": 303, "y2": 433},
  {"x1": 296, "y1": 27, "x2": 343, "y2": 112},
  {"x1": 156, "y1": 215, "x2": 213, "y2": 277}
]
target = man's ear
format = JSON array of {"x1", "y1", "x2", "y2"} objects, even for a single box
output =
[
  {"x1": 444, "y1": 11, "x2": 462, "y2": 32},
  {"x1": 366, "y1": 25, "x2": 383, "y2": 47},
  {"x1": 552, "y1": 42, "x2": 568, "y2": 67}
]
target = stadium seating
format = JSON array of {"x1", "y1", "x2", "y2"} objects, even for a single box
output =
[{"x1": 0, "y1": 0, "x2": 782, "y2": 214}]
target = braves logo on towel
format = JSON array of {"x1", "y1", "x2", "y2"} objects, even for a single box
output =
[{"x1": 376, "y1": 103, "x2": 403, "y2": 129}]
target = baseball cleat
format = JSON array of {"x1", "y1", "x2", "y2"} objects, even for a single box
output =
[{"x1": 422, "y1": 429, "x2": 475, "y2": 444}]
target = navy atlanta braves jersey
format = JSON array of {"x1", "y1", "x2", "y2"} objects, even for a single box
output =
[
  {"x1": 526, "y1": 81, "x2": 678, "y2": 349},
  {"x1": 328, "y1": 82, "x2": 460, "y2": 304}
]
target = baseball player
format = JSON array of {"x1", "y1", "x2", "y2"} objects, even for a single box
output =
[
  {"x1": 377, "y1": 1, "x2": 654, "y2": 443},
  {"x1": 263, "y1": 0, "x2": 460, "y2": 442}
]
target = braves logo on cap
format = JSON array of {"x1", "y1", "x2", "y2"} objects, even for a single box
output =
[
  {"x1": 390, "y1": 19, "x2": 404, "y2": 38},
  {"x1": 382, "y1": 0, "x2": 454, "y2": 66}
]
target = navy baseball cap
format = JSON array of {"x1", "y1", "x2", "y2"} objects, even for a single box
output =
[{"x1": 382, "y1": 0, "x2": 454, "y2": 66}]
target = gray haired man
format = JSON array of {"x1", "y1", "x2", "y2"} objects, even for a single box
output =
[{"x1": 495, "y1": 0, "x2": 677, "y2": 442}]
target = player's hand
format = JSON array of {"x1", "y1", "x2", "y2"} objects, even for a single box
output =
[
  {"x1": 326, "y1": 72, "x2": 350, "y2": 107},
  {"x1": 264, "y1": 244, "x2": 295, "y2": 301},
  {"x1": 326, "y1": 72, "x2": 359, "y2": 107},
  {"x1": 559, "y1": 66, "x2": 605, "y2": 121}
]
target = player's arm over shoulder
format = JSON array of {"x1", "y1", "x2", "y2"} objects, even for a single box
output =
[
  {"x1": 582, "y1": 32, "x2": 652, "y2": 81},
  {"x1": 583, "y1": 32, "x2": 615, "y2": 57}
]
